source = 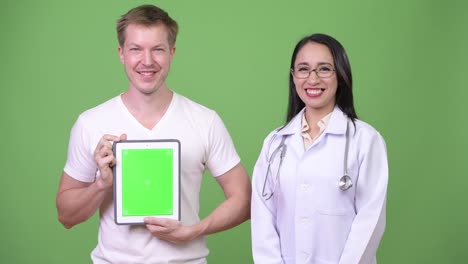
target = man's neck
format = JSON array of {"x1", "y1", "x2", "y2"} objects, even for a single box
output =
[{"x1": 121, "y1": 87, "x2": 174, "y2": 130}]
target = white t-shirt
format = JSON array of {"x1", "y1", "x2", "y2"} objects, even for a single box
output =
[{"x1": 64, "y1": 92, "x2": 241, "y2": 264}]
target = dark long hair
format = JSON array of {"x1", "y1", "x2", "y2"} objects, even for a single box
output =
[{"x1": 286, "y1": 33, "x2": 357, "y2": 123}]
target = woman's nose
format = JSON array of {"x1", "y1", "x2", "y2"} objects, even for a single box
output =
[{"x1": 306, "y1": 70, "x2": 320, "y2": 84}]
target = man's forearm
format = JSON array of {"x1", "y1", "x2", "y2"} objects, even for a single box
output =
[
  {"x1": 56, "y1": 178, "x2": 109, "y2": 229},
  {"x1": 195, "y1": 195, "x2": 250, "y2": 237}
]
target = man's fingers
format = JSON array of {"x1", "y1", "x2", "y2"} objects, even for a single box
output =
[
  {"x1": 94, "y1": 134, "x2": 122, "y2": 155},
  {"x1": 97, "y1": 155, "x2": 115, "y2": 169},
  {"x1": 102, "y1": 134, "x2": 122, "y2": 142},
  {"x1": 146, "y1": 225, "x2": 171, "y2": 233},
  {"x1": 145, "y1": 217, "x2": 178, "y2": 225},
  {"x1": 144, "y1": 217, "x2": 167, "y2": 225},
  {"x1": 94, "y1": 146, "x2": 114, "y2": 162}
]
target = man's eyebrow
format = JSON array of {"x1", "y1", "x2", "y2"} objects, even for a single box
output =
[{"x1": 126, "y1": 42, "x2": 140, "y2": 47}]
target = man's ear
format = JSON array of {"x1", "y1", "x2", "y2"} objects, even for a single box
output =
[{"x1": 118, "y1": 46, "x2": 124, "y2": 64}]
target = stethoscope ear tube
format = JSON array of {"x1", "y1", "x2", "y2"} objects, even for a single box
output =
[{"x1": 262, "y1": 135, "x2": 287, "y2": 200}]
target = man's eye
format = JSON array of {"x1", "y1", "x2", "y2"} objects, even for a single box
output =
[{"x1": 130, "y1": 48, "x2": 140, "y2": 51}]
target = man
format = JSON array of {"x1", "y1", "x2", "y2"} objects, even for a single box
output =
[{"x1": 56, "y1": 5, "x2": 251, "y2": 263}]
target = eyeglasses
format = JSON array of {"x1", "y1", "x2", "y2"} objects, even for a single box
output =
[{"x1": 291, "y1": 63, "x2": 335, "y2": 79}]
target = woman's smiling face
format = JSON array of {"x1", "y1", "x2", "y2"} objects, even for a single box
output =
[{"x1": 292, "y1": 42, "x2": 337, "y2": 115}]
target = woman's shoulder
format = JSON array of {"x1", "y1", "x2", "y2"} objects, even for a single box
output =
[{"x1": 352, "y1": 118, "x2": 386, "y2": 143}]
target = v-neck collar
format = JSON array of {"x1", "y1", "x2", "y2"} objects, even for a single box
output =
[{"x1": 116, "y1": 92, "x2": 177, "y2": 133}]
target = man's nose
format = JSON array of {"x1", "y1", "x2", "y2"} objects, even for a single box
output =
[{"x1": 142, "y1": 50, "x2": 153, "y2": 65}]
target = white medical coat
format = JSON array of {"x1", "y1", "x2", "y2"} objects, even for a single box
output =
[{"x1": 251, "y1": 107, "x2": 388, "y2": 264}]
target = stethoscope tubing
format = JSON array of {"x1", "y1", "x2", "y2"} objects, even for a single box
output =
[
  {"x1": 262, "y1": 118, "x2": 353, "y2": 200},
  {"x1": 340, "y1": 120, "x2": 353, "y2": 191}
]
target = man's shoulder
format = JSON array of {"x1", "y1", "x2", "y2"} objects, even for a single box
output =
[
  {"x1": 175, "y1": 92, "x2": 216, "y2": 117},
  {"x1": 80, "y1": 95, "x2": 120, "y2": 118},
  {"x1": 76, "y1": 95, "x2": 121, "y2": 127}
]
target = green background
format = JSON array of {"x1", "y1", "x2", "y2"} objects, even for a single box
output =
[{"x1": 1, "y1": 0, "x2": 467, "y2": 263}]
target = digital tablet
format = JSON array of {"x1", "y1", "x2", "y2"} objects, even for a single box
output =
[{"x1": 113, "y1": 139, "x2": 180, "y2": 225}]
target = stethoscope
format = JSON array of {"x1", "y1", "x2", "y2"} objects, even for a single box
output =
[{"x1": 262, "y1": 119, "x2": 353, "y2": 201}]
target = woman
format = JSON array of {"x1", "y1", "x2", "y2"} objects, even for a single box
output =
[{"x1": 251, "y1": 33, "x2": 388, "y2": 264}]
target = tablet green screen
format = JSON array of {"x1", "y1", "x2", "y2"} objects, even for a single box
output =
[{"x1": 121, "y1": 148, "x2": 173, "y2": 216}]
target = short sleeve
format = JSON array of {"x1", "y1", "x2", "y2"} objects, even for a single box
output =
[
  {"x1": 205, "y1": 113, "x2": 240, "y2": 177},
  {"x1": 63, "y1": 115, "x2": 98, "y2": 182}
]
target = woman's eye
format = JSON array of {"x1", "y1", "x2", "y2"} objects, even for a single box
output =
[
  {"x1": 318, "y1": 66, "x2": 332, "y2": 72},
  {"x1": 298, "y1": 67, "x2": 310, "y2": 72}
]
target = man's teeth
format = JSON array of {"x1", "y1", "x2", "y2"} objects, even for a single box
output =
[{"x1": 140, "y1": 72, "x2": 154, "y2": 76}]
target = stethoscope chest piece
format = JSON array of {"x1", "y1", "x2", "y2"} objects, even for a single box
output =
[{"x1": 339, "y1": 175, "x2": 353, "y2": 191}]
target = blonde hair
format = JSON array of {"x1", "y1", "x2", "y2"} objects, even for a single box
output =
[{"x1": 116, "y1": 5, "x2": 178, "y2": 47}]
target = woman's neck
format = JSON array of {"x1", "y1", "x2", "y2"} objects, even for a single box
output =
[{"x1": 304, "y1": 105, "x2": 334, "y2": 127}]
